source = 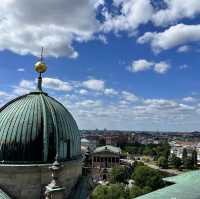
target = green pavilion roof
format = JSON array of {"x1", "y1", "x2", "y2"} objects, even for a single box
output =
[
  {"x1": 135, "y1": 170, "x2": 200, "y2": 199},
  {"x1": 93, "y1": 145, "x2": 121, "y2": 154}
]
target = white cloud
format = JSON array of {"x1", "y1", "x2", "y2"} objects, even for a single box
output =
[
  {"x1": 12, "y1": 80, "x2": 35, "y2": 95},
  {"x1": 12, "y1": 77, "x2": 111, "y2": 96},
  {"x1": 0, "y1": 90, "x2": 14, "y2": 107},
  {"x1": 2, "y1": 77, "x2": 200, "y2": 131},
  {"x1": 121, "y1": 91, "x2": 138, "y2": 102},
  {"x1": 12, "y1": 87, "x2": 30, "y2": 96},
  {"x1": 100, "y1": 0, "x2": 200, "y2": 37},
  {"x1": 12, "y1": 77, "x2": 72, "y2": 95},
  {"x1": 101, "y1": 0, "x2": 153, "y2": 33},
  {"x1": 129, "y1": 59, "x2": 170, "y2": 74},
  {"x1": 79, "y1": 89, "x2": 88, "y2": 95},
  {"x1": 1, "y1": 0, "x2": 200, "y2": 59},
  {"x1": 0, "y1": 91, "x2": 9, "y2": 97},
  {"x1": 179, "y1": 64, "x2": 189, "y2": 70},
  {"x1": 137, "y1": 24, "x2": 200, "y2": 52},
  {"x1": 154, "y1": 62, "x2": 170, "y2": 74},
  {"x1": 130, "y1": 59, "x2": 154, "y2": 72},
  {"x1": 183, "y1": 96, "x2": 197, "y2": 103},
  {"x1": 144, "y1": 99, "x2": 178, "y2": 108},
  {"x1": 104, "y1": 88, "x2": 118, "y2": 96},
  {"x1": 43, "y1": 77, "x2": 72, "y2": 92},
  {"x1": 82, "y1": 79, "x2": 105, "y2": 91},
  {"x1": 98, "y1": 35, "x2": 108, "y2": 44},
  {"x1": 177, "y1": 45, "x2": 190, "y2": 53},
  {"x1": 179, "y1": 103, "x2": 195, "y2": 111},
  {"x1": 17, "y1": 68, "x2": 25, "y2": 72},
  {"x1": 152, "y1": 0, "x2": 200, "y2": 26},
  {"x1": 0, "y1": 0, "x2": 99, "y2": 58},
  {"x1": 67, "y1": 95, "x2": 200, "y2": 131},
  {"x1": 19, "y1": 80, "x2": 35, "y2": 89},
  {"x1": 75, "y1": 99, "x2": 102, "y2": 108}
]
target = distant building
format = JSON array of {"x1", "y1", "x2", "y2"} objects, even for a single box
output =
[
  {"x1": 83, "y1": 145, "x2": 122, "y2": 181},
  {"x1": 170, "y1": 141, "x2": 200, "y2": 162},
  {"x1": 91, "y1": 145, "x2": 122, "y2": 169}
]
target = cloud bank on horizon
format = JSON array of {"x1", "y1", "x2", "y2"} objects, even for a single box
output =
[{"x1": 0, "y1": 74, "x2": 199, "y2": 132}]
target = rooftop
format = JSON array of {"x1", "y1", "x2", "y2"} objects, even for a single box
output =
[
  {"x1": 81, "y1": 138, "x2": 90, "y2": 143},
  {"x1": 135, "y1": 170, "x2": 200, "y2": 199},
  {"x1": 93, "y1": 145, "x2": 121, "y2": 154},
  {"x1": 0, "y1": 189, "x2": 12, "y2": 199}
]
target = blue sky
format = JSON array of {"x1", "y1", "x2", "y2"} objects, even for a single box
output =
[{"x1": 0, "y1": 0, "x2": 200, "y2": 131}]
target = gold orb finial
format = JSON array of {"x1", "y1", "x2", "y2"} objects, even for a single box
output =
[
  {"x1": 35, "y1": 61, "x2": 47, "y2": 73},
  {"x1": 34, "y1": 47, "x2": 47, "y2": 74},
  {"x1": 35, "y1": 47, "x2": 47, "y2": 91},
  {"x1": 35, "y1": 47, "x2": 47, "y2": 74}
]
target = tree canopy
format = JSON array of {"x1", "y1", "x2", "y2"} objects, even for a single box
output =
[
  {"x1": 182, "y1": 148, "x2": 188, "y2": 160},
  {"x1": 129, "y1": 185, "x2": 152, "y2": 198},
  {"x1": 109, "y1": 166, "x2": 130, "y2": 184},
  {"x1": 91, "y1": 184, "x2": 129, "y2": 199},
  {"x1": 132, "y1": 166, "x2": 164, "y2": 191},
  {"x1": 170, "y1": 154, "x2": 182, "y2": 169},
  {"x1": 191, "y1": 150, "x2": 197, "y2": 167},
  {"x1": 158, "y1": 156, "x2": 168, "y2": 169}
]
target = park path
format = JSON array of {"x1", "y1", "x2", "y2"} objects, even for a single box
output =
[{"x1": 142, "y1": 161, "x2": 182, "y2": 176}]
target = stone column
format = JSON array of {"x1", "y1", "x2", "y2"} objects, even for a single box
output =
[{"x1": 45, "y1": 156, "x2": 65, "y2": 199}]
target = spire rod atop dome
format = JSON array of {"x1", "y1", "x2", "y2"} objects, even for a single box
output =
[
  {"x1": 34, "y1": 47, "x2": 47, "y2": 91},
  {"x1": 40, "y1": 47, "x2": 44, "y2": 62}
]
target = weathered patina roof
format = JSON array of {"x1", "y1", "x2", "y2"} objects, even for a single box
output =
[
  {"x1": 0, "y1": 90, "x2": 81, "y2": 163},
  {"x1": 0, "y1": 188, "x2": 12, "y2": 199},
  {"x1": 135, "y1": 170, "x2": 200, "y2": 199}
]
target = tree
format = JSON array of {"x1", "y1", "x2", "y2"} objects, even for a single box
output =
[
  {"x1": 129, "y1": 185, "x2": 143, "y2": 198},
  {"x1": 134, "y1": 161, "x2": 144, "y2": 168},
  {"x1": 129, "y1": 185, "x2": 152, "y2": 198},
  {"x1": 142, "y1": 186, "x2": 152, "y2": 195},
  {"x1": 192, "y1": 150, "x2": 198, "y2": 167},
  {"x1": 182, "y1": 148, "x2": 188, "y2": 160},
  {"x1": 182, "y1": 148, "x2": 188, "y2": 168},
  {"x1": 99, "y1": 138, "x2": 106, "y2": 146},
  {"x1": 132, "y1": 166, "x2": 164, "y2": 191},
  {"x1": 158, "y1": 156, "x2": 168, "y2": 169},
  {"x1": 109, "y1": 166, "x2": 129, "y2": 184},
  {"x1": 143, "y1": 147, "x2": 153, "y2": 156},
  {"x1": 91, "y1": 184, "x2": 128, "y2": 199},
  {"x1": 170, "y1": 154, "x2": 182, "y2": 169},
  {"x1": 91, "y1": 185, "x2": 109, "y2": 199},
  {"x1": 161, "y1": 142, "x2": 171, "y2": 160},
  {"x1": 184, "y1": 157, "x2": 194, "y2": 169}
]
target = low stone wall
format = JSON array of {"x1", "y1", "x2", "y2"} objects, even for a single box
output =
[{"x1": 0, "y1": 159, "x2": 82, "y2": 199}]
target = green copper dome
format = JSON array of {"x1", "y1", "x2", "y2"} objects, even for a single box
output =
[
  {"x1": 0, "y1": 56, "x2": 81, "y2": 164},
  {"x1": 0, "y1": 91, "x2": 81, "y2": 163}
]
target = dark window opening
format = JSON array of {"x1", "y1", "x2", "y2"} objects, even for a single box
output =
[
  {"x1": 67, "y1": 139, "x2": 71, "y2": 159},
  {"x1": 48, "y1": 128, "x2": 56, "y2": 162}
]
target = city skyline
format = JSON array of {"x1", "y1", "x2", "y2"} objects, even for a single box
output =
[{"x1": 0, "y1": 0, "x2": 200, "y2": 131}]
